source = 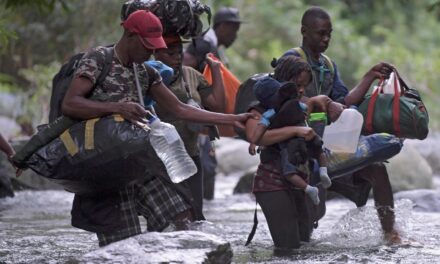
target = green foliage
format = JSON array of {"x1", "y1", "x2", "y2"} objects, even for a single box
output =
[
  {"x1": 0, "y1": 0, "x2": 68, "y2": 12},
  {"x1": 16, "y1": 62, "x2": 60, "y2": 125},
  {"x1": 1, "y1": 0, "x2": 440, "y2": 131}
]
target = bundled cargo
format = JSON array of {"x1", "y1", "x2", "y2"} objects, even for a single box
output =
[
  {"x1": 326, "y1": 133, "x2": 403, "y2": 179},
  {"x1": 23, "y1": 115, "x2": 154, "y2": 195}
]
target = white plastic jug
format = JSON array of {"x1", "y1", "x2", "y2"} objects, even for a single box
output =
[{"x1": 323, "y1": 108, "x2": 363, "y2": 153}]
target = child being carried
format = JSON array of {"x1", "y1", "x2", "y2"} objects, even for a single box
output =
[{"x1": 248, "y1": 75, "x2": 331, "y2": 205}]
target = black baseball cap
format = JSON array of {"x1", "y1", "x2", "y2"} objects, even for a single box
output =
[{"x1": 213, "y1": 7, "x2": 244, "y2": 26}]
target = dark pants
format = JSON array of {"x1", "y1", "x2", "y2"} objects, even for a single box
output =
[
  {"x1": 179, "y1": 156, "x2": 205, "y2": 220},
  {"x1": 255, "y1": 190, "x2": 314, "y2": 249},
  {"x1": 198, "y1": 135, "x2": 217, "y2": 200}
]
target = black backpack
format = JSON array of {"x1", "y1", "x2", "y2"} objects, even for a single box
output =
[
  {"x1": 233, "y1": 73, "x2": 269, "y2": 140},
  {"x1": 48, "y1": 47, "x2": 114, "y2": 122}
]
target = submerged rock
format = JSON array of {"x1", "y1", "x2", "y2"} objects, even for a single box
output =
[{"x1": 75, "y1": 231, "x2": 233, "y2": 264}]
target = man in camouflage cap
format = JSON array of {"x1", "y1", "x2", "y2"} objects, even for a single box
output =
[{"x1": 63, "y1": 10, "x2": 253, "y2": 246}]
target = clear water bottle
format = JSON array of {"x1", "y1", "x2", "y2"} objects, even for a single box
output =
[{"x1": 148, "y1": 115, "x2": 197, "y2": 183}]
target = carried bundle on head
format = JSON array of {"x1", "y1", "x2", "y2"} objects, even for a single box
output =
[{"x1": 121, "y1": 0, "x2": 211, "y2": 39}]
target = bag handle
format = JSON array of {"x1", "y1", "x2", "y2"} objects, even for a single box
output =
[
  {"x1": 366, "y1": 73, "x2": 402, "y2": 136},
  {"x1": 365, "y1": 78, "x2": 384, "y2": 134},
  {"x1": 392, "y1": 72, "x2": 401, "y2": 136}
]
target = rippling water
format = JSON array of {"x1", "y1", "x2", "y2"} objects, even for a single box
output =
[{"x1": 1, "y1": 173, "x2": 440, "y2": 263}]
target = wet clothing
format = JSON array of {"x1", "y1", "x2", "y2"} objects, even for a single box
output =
[
  {"x1": 198, "y1": 135, "x2": 217, "y2": 200},
  {"x1": 250, "y1": 103, "x2": 323, "y2": 248},
  {"x1": 70, "y1": 46, "x2": 192, "y2": 245},
  {"x1": 154, "y1": 66, "x2": 214, "y2": 219},
  {"x1": 91, "y1": 177, "x2": 190, "y2": 246}
]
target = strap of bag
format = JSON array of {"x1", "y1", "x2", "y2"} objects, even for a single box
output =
[
  {"x1": 392, "y1": 72, "x2": 401, "y2": 137},
  {"x1": 245, "y1": 201, "x2": 259, "y2": 246},
  {"x1": 96, "y1": 47, "x2": 114, "y2": 87},
  {"x1": 180, "y1": 65, "x2": 193, "y2": 99},
  {"x1": 365, "y1": 79, "x2": 383, "y2": 134},
  {"x1": 366, "y1": 73, "x2": 402, "y2": 136},
  {"x1": 133, "y1": 62, "x2": 145, "y2": 107}
]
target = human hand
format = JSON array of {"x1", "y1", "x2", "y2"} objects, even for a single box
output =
[
  {"x1": 367, "y1": 62, "x2": 395, "y2": 80},
  {"x1": 295, "y1": 127, "x2": 316, "y2": 141},
  {"x1": 116, "y1": 102, "x2": 149, "y2": 123},
  {"x1": 307, "y1": 95, "x2": 332, "y2": 113},
  {"x1": 7, "y1": 154, "x2": 22, "y2": 177},
  {"x1": 248, "y1": 143, "x2": 257, "y2": 155},
  {"x1": 205, "y1": 53, "x2": 221, "y2": 69},
  {"x1": 233, "y1": 113, "x2": 259, "y2": 130}
]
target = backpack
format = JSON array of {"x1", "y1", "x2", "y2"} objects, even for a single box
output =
[
  {"x1": 233, "y1": 73, "x2": 269, "y2": 140},
  {"x1": 48, "y1": 47, "x2": 114, "y2": 122},
  {"x1": 120, "y1": 0, "x2": 211, "y2": 39}
]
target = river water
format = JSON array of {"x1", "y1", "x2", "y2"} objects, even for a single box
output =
[{"x1": 1, "y1": 173, "x2": 440, "y2": 263}]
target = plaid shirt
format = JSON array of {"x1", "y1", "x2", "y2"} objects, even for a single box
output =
[
  {"x1": 96, "y1": 176, "x2": 190, "y2": 247},
  {"x1": 253, "y1": 160, "x2": 310, "y2": 193}
]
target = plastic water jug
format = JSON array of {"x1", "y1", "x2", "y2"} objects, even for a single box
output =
[
  {"x1": 148, "y1": 116, "x2": 197, "y2": 183},
  {"x1": 323, "y1": 108, "x2": 363, "y2": 153}
]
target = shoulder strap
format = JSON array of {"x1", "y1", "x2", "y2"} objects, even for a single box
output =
[
  {"x1": 244, "y1": 201, "x2": 259, "y2": 246},
  {"x1": 293, "y1": 47, "x2": 334, "y2": 75},
  {"x1": 180, "y1": 65, "x2": 193, "y2": 99},
  {"x1": 292, "y1": 47, "x2": 307, "y2": 60},
  {"x1": 95, "y1": 47, "x2": 114, "y2": 87},
  {"x1": 321, "y1": 54, "x2": 334, "y2": 76}
]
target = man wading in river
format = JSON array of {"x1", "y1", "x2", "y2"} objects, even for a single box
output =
[
  {"x1": 280, "y1": 6, "x2": 401, "y2": 243},
  {"x1": 62, "y1": 10, "x2": 253, "y2": 246}
]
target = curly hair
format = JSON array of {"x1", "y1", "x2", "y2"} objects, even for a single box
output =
[{"x1": 273, "y1": 55, "x2": 311, "y2": 82}]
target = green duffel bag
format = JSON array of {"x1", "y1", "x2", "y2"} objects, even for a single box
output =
[
  {"x1": 358, "y1": 72, "x2": 429, "y2": 140},
  {"x1": 24, "y1": 115, "x2": 153, "y2": 195}
]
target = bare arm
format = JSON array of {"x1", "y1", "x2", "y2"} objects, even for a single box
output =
[
  {"x1": 62, "y1": 76, "x2": 148, "y2": 122},
  {"x1": 0, "y1": 133, "x2": 14, "y2": 157},
  {"x1": 245, "y1": 109, "x2": 316, "y2": 146},
  {"x1": 302, "y1": 95, "x2": 345, "y2": 122},
  {"x1": 201, "y1": 55, "x2": 226, "y2": 112},
  {"x1": 150, "y1": 82, "x2": 254, "y2": 128},
  {"x1": 344, "y1": 62, "x2": 394, "y2": 106}
]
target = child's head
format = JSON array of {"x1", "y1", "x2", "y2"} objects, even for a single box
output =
[
  {"x1": 253, "y1": 77, "x2": 279, "y2": 108},
  {"x1": 273, "y1": 56, "x2": 312, "y2": 98},
  {"x1": 254, "y1": 77, "x2": 297, "y2": 109}
]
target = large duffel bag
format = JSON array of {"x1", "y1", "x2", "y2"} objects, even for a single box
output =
[
  {"x1": 357, "y1": 71, "x2": 429, "y2": 140},
  {"x1": 326, "y1": 133, "x2": 403, "y2": 179},
  {"x1": 25, "y1": 115, "x2": 153, "y2": 194}
]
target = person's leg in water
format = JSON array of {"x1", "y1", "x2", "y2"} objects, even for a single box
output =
[
  {"x1": 354, "y1": 163, "x2": 401, "y2": 244},
  {"x1": 255, "y1": 190, "x2": 301, "y2": 249},
  {"x1": 198, "y1": 135, "x2": 217, "y2": 200},
  {"x1": 179, "y1": 156, "x2": 204, "y2": 220}
]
